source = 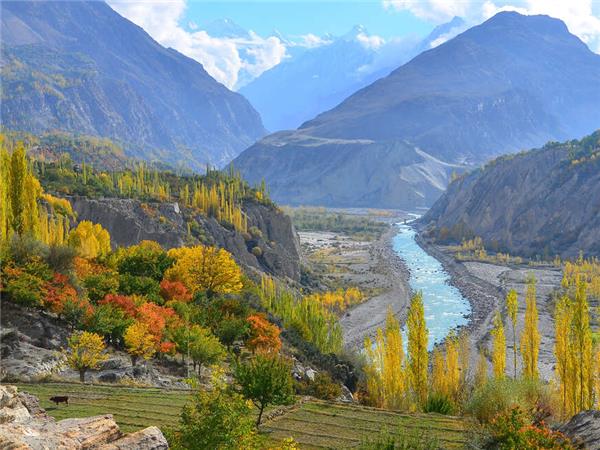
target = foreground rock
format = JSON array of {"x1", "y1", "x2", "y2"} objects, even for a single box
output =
[
  {"x1": 559, "y1": 410, "x2": 600, "y2": 449},
  {"x1": 0, "y1": 385, "x2": 168, "y2": 449}
]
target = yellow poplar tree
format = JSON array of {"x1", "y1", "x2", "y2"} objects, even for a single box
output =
[
  {"x1": 407, "y1": 292, "x2": 428, "y2": 407},
  {"x1": 475, "y1": 350, "x2": 488, "y2": 387},
  {"x1": 445, "y1": 331, "x2": 460, "y2": 399},
  {"x1": 430, "y1": 347, "x2": 446, "y2": 396},
  {"x1": 505, "y1": 289, "x2": 518, "y2": 378},
  {"x1": 458, "y1": 331, "x2": 470, "y2": 386},
  {"x1": 68, "y1": 221, "x2": 111, "y2": 259},
  {"x1": 382, "y1": 308, "x2": 405, "y2": 410},
  {"x1": 491, "y1": 311, "x2": 506, "y2": 379},
  {"x1": 520, "y1": 275, "x2": 540, "y2": 379},
  {"x1": 571, "y1": 277, "x2": 593, "y2": 411},
  {"x1": 554, "y1": 294, "x2": 573, "y2": 417}
]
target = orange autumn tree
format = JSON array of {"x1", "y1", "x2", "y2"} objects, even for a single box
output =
[
  {"x1": 246, "y1": 313, "x2": 281, "y2": 354},
  {"x1": 159, "y1": 279, "x2": 192, "y2": 303},
  {"x1": 165, "y1": 245, "x2": 242, "y2": 297},
  {"x1": 44, "y1": 273, "x2": 78, "y2": 315}
]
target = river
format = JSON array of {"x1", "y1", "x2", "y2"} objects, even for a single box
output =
[{"x1": 393, "y1": 222, "x2": 471, "y2": 349}]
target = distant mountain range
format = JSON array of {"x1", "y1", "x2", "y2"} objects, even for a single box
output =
[
  {"x1": 421, "y1": 131, "x2": 600, "y2": 258},
  {"x1": 0, "y1": 1, "x2": 267, "y2": 170},
  {"x1": 234, "y1": 12, "x2": 600, "y2": 209},
  {"x1": 240, "y1": 18, "x2": 466, "y2": 132}
]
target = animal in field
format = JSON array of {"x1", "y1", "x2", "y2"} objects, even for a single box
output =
[{"x1": 49, "y1": 396, "x2": 69, "y2": 406}]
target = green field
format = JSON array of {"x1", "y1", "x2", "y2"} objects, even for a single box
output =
[
  {"x1": 16, "y1": 382, "x2": 191, "y2": 433},
  {"x1": 16, "y1": 383, "x2": 469, "y2": 448},
  {"x1": 261, "y1": 400, "x2": 470, "y2": 449}
]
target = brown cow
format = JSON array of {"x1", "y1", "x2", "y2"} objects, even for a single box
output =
[{"x1": 49, "y1": 396, "x2": 69, "y2": 406}]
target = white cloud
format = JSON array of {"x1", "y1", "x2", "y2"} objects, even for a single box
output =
[
  {"x1": 297, "y1": 33, "x2": 333, "y2": 48},
  {"x1": 108, "y1": 0, "x2": 287, "y2": 89},
  {"x1": 383, "y1": 0, "x2": 600, "y2": 52},
  {"x1": 356, "y1": 32, "x2": 386, "y2": 50}
]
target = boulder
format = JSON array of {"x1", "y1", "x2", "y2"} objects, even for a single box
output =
[
  {"x1": 559, "y1": 410, "x2": 600, "y2": 450},
  {"x1": 0, "y1": 386, "x2": 168, "y2": 450}
]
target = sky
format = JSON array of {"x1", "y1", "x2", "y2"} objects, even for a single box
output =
[{"x1": 108, "y1": 0, "x2": 600, "y2": 89}]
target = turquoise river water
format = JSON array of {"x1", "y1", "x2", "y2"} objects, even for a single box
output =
[{"x1": 392, "y1": 222, "x2": 471, "y2": 349}]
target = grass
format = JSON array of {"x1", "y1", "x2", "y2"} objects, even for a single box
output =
[
  {"x1": 261, "y1": 400, "x2": 470, "y2": 449},
  {"x1": 15, "y1": 382, "x2": 191, "y2": 433},
  {"x1": 16, "y1": 383, "x2": 469, "y2": 448}
]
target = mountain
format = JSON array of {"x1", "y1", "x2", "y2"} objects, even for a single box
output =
[
  {"x1": 240, "y1": 18, "x2": 466, "y2": 133},
  {"x1": 234, "y1": 12, "x2": 600, "y2": 208},
  {"x1": 0, "y1": 1, "x2": 267, "y2": 170},
  {"x1": 420, "y1": 131, "x2": 600, "y2": 259}
]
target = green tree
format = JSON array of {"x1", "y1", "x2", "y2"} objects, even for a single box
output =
[
  {"x1": 189, "y1": 326, "x2": 225, "y2": 373},
  {"x1": 234, "y1": 354, "x2": 295, "y2": 426},
  {"x1": 9, "y1": 142, "x2": 27, "y2": 235},
  {"x1": 171, "y1": 369, "x2": 260, "y2": 450}
]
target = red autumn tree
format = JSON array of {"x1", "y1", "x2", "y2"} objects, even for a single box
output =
[
  {"x1": 44, "y1": 273, "x2": 78, "y2": 315},
  {"x1": 159, "y1": 279, "x2": 192, "y2": 303},
  {"x1": 246, "y1": 313, "x2": 281, "y2": 354},
  {"x1": 99, "y1": 294, "x2": 138, "y2": 318}
]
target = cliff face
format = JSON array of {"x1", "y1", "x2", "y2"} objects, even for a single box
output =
[
  {"x1": 68, "y1": 196, "x2": 301, "y2": 281},
  {"x1": 421, "y1": 132, "x2": 600, "y2": 259}
]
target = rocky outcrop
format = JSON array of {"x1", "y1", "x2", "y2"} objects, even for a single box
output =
[
  {"x1": 559, "y1": 410, "x2": 600, "y2": 449},
  {"x1": 68, "y1": 196, "x2": 301, "y2": 282},
  {"x1": 0, "y1": 385, "x2": 168, "y2": 449},
  {"x1": 421, "y1": 131, "x2": 600, "y2": 259}
]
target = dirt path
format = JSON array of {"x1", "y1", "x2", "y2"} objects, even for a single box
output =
[{"x1": 340, "y1": 227, "x2": 411, "y2": 349}]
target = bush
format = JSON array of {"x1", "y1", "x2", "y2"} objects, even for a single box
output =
[
  {"x1": 3, "y1": 268, "x2": 46, "y2": 307},
  {"x1": 118, "y1": 274, "x2": 161, "y2": 303},
  {"x1": 424, "y1": 393, "x2": 454, "y2": 415},
  {"x1": 251, "y1": 246, "x2": 263, "y2": 257},
  {"x1": 480, "y1": 407, "x2": 574, "y2": 450},
  {"x1": 46, "y1": 244, "x2": 76, "y2": 274},
  {"x1": 299, "y1": 372, "x2": 342, "y2": 401},
  {"x1": 466, "y1": 378, "x2": 553, "y2": 424},
  {"x1": 83, "y1": 272, "x2": 119, "y2": 303},
  {"x1": 249, "y1": 226, "x2": 263, "y2": 239}
]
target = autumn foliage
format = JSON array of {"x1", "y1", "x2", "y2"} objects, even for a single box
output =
[{"x1": 246, "y1": 313, "x2": 281, "y2": 354}]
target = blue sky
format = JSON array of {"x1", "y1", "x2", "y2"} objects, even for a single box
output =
[{"x1": 186, "y1": 1, "x2": 433, "y2": 38}]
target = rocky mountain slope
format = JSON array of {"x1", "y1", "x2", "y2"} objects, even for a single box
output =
[
  {"x1": 69, "y1": 196, "x2": 301, "y2": 282},
  {"x1": 420, "y1": 131, "x2": 600, "y2": 259},
  {"x1": 234, "y1": 12, "x2": 600, "y2": 208},
  {"x1": 0, "y1": 385, "x2": 168, "y2": 449},
  {"x1": 1, "y1": 1, "x2": 266, "y2": 169}
]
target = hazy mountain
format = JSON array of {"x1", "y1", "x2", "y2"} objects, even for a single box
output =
[
  {"x1": 421, "y1": 131, "x2": 600, "y2": 258},
  {"x1": 234, "y1": 12, "x2": 600, "y2": 208},
  {"x1": 240, "y1": 18, "x2": 466, "y2": 132},
  {"x1": 0, "y1": 1, "x2": 267, "y2": 170}
]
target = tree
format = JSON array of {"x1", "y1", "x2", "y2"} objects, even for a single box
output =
[
  {"x1": 159, "y1": 279, "x2": 192, "y2": 303},
  {"x1": 216, "y1": 314, "x2": 249, "y2": 349},
  {"x1": 165, "y1": 245, "x2": 243, "y2": 297},
  {"x1": 246, "y1": 313, "x2": 281, "y2": 354},
  {"x1": 505, "y1": 289, "x2": 518, "y2": 379},
  {"x1": 189, "y1": 326, "x2": 225, "y2": 373},
  {"x1": 382, "y1": 308, "x2": 405, "y2": 410},
  {"x1": 554, "y1": 295, "x2": 572, "y2": 417},
  {"x1": 430, "y1": 347, "x2": 446, "y2": 396},
  {"x1": 9, "y1": 142, "x2": 27, "y2": 235},
  {"x1": 491, "y1": 311, "x2": 506, "y2": 379},
  {"x1": 445, "y1": 331, "x2": 460, "y2": 399},
  {"x1": 171, "y1": 369, "x2": 260, "y2": 450},
  {"x1": 407, "y1": 292, "x2": 428, "y2": 407},
  {"x1": 475, "y1": 350, "x2": 488, "y2": 388},
  {"x1": 570, "y1": 277, "x2": 593, "y2": 411},
  {"x1": 68, "y1": 221, "x2": 111, "y2": 259},
  {"x1": 87, "y1": 303, "x2": 132, "y2": 344},
  {"x1": 65, "y1": 331, "x2": 108, "y2": 382},
  {"x1": 234, "y1": 354, "x2": 295, "y2": 426},
  {"x1": 123, "y1": 321, "x2": 157, "y2": 366},
  {"x1": 520, "y1": 276, "x2": 540, "y2": 379},
  {"x1": 117, "y1": 240, "x2": 173, "y2": 281}
]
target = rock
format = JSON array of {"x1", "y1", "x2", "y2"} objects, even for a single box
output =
[
  {"x1": 0, "y1": 386, "x2": 168, "y2": 450},
  {"x1": 337, "y1": 385, "x2": 354, "y2": 403},
  {"x1": 98, "y1": 426, "x2": 168, "y2": 450},
  {"x1": 559, "y1": 410, "x2": 600, "y2": 450},
  {"x1": 305, "y1": 368, "x2": 316, "y2": 381}
]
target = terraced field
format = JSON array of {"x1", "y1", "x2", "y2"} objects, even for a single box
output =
[
  {"x1": 261, "y1": 400, "x2": 470, "y2": 449},
  {"x1": 15, "y1": 382, "x2": 191, "y2": 433}
]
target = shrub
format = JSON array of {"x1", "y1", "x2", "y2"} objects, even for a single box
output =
[
  {"x1": 249, "y1": 226, "x2": 263, "y2": 239},
  {"x1": 118, "y1": 273, "x2": 161, "y2": 302},
  {"x1": 482, "y1": 407, "x2": 574, "y2": 450},
  {"x1": 251, "y1": 246, "x2": 263, "y2": 257},
  {"x1": 308, "y1": 372, "x2": 342, "y2": 401},
  {"x1": 83, "y1": 272, "x2": 119, "y2": 303},
  {"x1": 466, "y1": 378, "x2": 553, "y2": 424},
  {"x1": 46, "y1": 244, "x2": 76, "y2": 274},
  {"x1": 3, "y1": 268, "x2": 46, "y2": 307},
  {"x1": 424, "y1": 393, "x2": 455, "y2": 415}
]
